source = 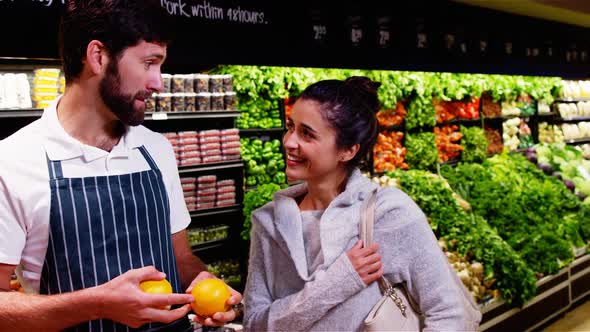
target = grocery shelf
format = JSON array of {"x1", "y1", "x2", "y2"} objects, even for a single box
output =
[
  {"x1": 191, "y1": 239, "x2": 227, "y2": 254},
  {"x1": 554, "y1": 97, "x2": 590, "y2": 103},
  {"x1": 239, "y1": 128, "x2": 285, "y2": 136},
  {"x1": 0, "y1": 108, "x2": 43, "y2": 118},
  {"x1": 190, "y1": 205, "x2": 242, "y2": 219},
  {"x1": 178, "y1": 160, "x2": 243, "y2": 174},
  {"x1": 145, "y1": 111, "x2": 240, "y2": 120},
  {"x1": 438, "y1": 117, "x2": 482, "y2": 126},
  {"x1": 379, "y1": 124, "x2": 404, "y2": 131},
  {"x1": 553, "y1": 116, "x2": 590, "y2": 123},
  {"x1": 565, "y1": 137, "x2": 590, "y2": 145}
]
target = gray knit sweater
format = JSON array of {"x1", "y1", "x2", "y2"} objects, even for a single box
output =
[{"x1": 243, "y1": 169, "x2": 482, "y2": 331}]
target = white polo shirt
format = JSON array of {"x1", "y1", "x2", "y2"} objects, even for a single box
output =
[{"x1": 0, "y1": 97, "x2": 190, "y2": 293}]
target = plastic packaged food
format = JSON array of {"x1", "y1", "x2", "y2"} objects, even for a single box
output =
[
  {"x1": 161, "y1": 74, "x2": 172, "y2": 92},
  {"x1": 223, "y1": 154, "x2": 241, "y2": 161},
  {"x1": 220, "y1": 135, "x2": 240, "y2": 143},
  {"x1": 185, "y1": 196, "x2": 197, "y2": 204},
  {"x1": 220, "y1": 128, "x2": 239, "y2": 136},
  {"x1": 201, "y1": 150, "x2": 222, "y2": 157},
  {"x1": 180, "y1": 151, "x2": 201, "y2": 160},
  {"x1": 178, "y1": 131, "x2": 198, "y2": 138},
  {"x1": 199, "y1": 129, "x2": 221, "y2": 138},
  {"x1": 222, "y1": 74, "x2": 233, "y2": 92},
  {"x1": 180, "y1": 177, "x2": 196, "y2": 184},
  {"x1": 162, "y1": 132, "x2": 179, "y2": 139},
  {"x1": 32, "y1": 92, "x2": 59, "y2": 102},
  {"x1": 223, "y1": 92, "x2": 236, "y2": 110},
  {"x1": 216, "y1": 192, "x2": 236, "y2": 200},
  {"x1": 33, "y1": 77, "x2": 58, "y2": 86},
  {"x1": 184, "y1": 74, "x2": 194, "y2": 93},
  {"x1": 222, "y1": 148, "x2": 241, "y2": 155},
  {"x1": 209, "y1": 75, "x2": 224, "y2": 93},
  {"x1": 180, "y1": 158, "x2": 201, "y2": 166},
  {"x1": 157, "y1": 93, "x2": 172, "y2": 112},
  {"x1": 211, "y1": 92, "x2": 224, "y2": 110},
  {"x1": 216, "y1": 179, "x2": 235, "y2": 187},
  {"x1": 197, "y1": 175, "x2": 217, "y2": 184},
  {"x1": 179, "y1": 145, "x2": 200, "y2": 153},
  {"x1": 197, "y1": 187, "x2": 217, "y2": 196},
  {"x1": 194, "y1": 74, "x2": 209, "y2": 93},
  {"x1": 216, "y1": 199, "x2": 236, "y2": 207},
  {"x1": 183, "y1": 190, "x2": 196, "y2": 198},
  {"x1": 202, "y1": 155, "x2": 223, "y2": 163},
  {"x1": 34, "y1": 68, "x2": 60, "y2": 78},
  {"x1": 172, "y1": 93, "x2": 185, "y2": 112},
  {"x1": 185, "y1": 92, "x2": 197, "y2": 112},
  {"x1": 196, "y1": 202, "x2": 215, "y2": 210},
  {"x1": 186, "y1": 203, "x2": 196, "y2": 211},
  {"x1": 145, "y1": 95, "x2": 156, "y2": 113},
  {"x1": 216, "y1": 185, "x2": 236, "y2": 194},
  {"x1": 201, "y1": 143, "x2": 221, "y2": 151},
  {"x1": 179, "y1": 137, "x2": 199, "y2": 145},
  {"x1": 221, "y1": 141, "x2": 241, "y2": 150},
  {"x1": 196, "y1": 92, "x2": 211, "y2": 111},
  {"x1": 196, "y1": 195, "x2": 216, "y2": 203},
  {"x1": 182, "y1": 183, "x2": 197, "y2": 192},
  {"x1": 197, "y1": 182, "x2": 216, "y2": 190},
  {"x1": 172, "y1": 74, "x2": 186, "y2": 93}
]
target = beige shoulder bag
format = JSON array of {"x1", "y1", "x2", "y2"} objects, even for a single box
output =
[{"x1": 361, "y1": 188, "x2": 424, "y2": 332}]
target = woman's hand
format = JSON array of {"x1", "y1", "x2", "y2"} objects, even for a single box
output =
[{"x1": 346, "y1": 240, "x2": 383, "y2": 285}]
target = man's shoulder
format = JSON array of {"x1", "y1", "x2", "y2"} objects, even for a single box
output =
[{"x1": 129, "y1": 125, "x2": 172, "y2": 150}]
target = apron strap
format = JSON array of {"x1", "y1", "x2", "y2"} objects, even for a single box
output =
[
  {"x1": 138, "y1": 146, "x2": 160, "y2": 171},
  {"x1": 45, "y1": 154, "x2": 64, "y2": 180}
]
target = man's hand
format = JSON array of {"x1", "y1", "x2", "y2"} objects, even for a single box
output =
[
  {"x1": 186, "y1": 271, "x2": 243, "y2": 327},
  {"x1": 94, "y1": 266, "x2": 195, "y2": 328}
]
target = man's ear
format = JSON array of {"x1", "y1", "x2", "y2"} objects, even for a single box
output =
[
  {"x1": 85, "y1": 40, "x2": 110, "y2": 75},
  {"x1": 338, "y1": 143, "x2": 360, "y2": 162}
]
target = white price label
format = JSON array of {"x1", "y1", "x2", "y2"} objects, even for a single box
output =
[
  {"x1": 351, "y1": 28, "x2": 363, "y2": 44},
  {"x1": 152, "y1": 112, "x2": 168, "y2": 120},
  {"x1": 379, "y1": 30, "x2": 390, "y2": 46},
  {"x1": 313, "y1": 25, "x2": 327, "y2": 41}
]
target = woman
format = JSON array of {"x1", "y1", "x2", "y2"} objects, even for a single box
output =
[{"x1": 243, "y1": 77, "x2": 481, "y2": 331}]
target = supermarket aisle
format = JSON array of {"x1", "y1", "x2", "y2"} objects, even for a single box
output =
[{"x1": 542, "y1": 299, "x2": 590, "y2": 332}]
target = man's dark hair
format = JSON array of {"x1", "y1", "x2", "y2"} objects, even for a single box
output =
[{"x1": 59, "y1": 0, "x2": 172, "y2": 82}]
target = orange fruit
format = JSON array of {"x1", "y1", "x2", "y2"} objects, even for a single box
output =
[
  {"x1": 140, "y1": 279, "x2": 173, "y2": 310},
  {"x1": 190, "y1": 278, "x2": 231, "y2": 317}
]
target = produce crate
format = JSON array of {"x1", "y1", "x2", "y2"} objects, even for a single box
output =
[
  {"x1": 479, "y1": 267, "x2": 570, "y2": 332},
  {"x1": 570, "y1": 254, "x2": 590, "y2": 304}
]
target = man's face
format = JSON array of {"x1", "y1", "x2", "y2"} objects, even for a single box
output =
[{"x1": 99, "y1": 41, "x2": 167, "y2": 126}]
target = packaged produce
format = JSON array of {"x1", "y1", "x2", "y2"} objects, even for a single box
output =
[
  {"x1": 157, "y1": 93, "x2": 172, "y2": 112},
  {"x1": 209, "y1": 75, "x2": 224, "y2": 93},
  {"x1": 161, "y1": 74, "x2": 172, "y2": 92},
  {"x1": 172, "y1": 93, "x2": 185, "y2": 112},
  {"x1": 221, "y1": 74, "x2": 233, "y2": 92},
  {"x1": 197, "y1": 92, "x2": 211, "y2": 110},
  {"x1": 185, "y1": 92, "x2": 197, "y2": 112},
  {"x1": 211, "y1": 93, "x2": 224, "y2": 110},
  {"x1": 224, "y1": 92, "x2": 236, "y2": 110},
  {"x1": 194, "y1": 74, "x2": 209, "y2": 93}
]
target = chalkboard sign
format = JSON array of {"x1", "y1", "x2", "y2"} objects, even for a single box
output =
[{"x1": 0, "y1": 0, "x2": 588, "y2": 77}]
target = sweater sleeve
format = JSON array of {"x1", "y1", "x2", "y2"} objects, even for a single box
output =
[
  {"x1": 243, "y1": 215, "x2": 367, "y2": 332},
  {"x1": 378, "y1": 205, "x2": 482, "y2": 332}
]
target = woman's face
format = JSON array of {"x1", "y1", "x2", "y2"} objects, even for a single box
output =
[{"x1": 283, "y1": 99, "x2": 346, "y2": 182}]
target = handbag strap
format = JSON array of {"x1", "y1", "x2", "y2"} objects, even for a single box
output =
[{"x1": 360, "y1": 188, "x2": 412, "y2": 317}]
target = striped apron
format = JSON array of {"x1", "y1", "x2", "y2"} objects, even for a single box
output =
[{"x1": 40, "y1": 146, "x2": 191, "y2": 332}]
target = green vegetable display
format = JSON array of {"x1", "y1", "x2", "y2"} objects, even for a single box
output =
[
  {"x1": 460, "y1": 126, "x2": 488, "y2": 163},
  {"x1": 405, "y1": 132, "x2": 438, "y2": 171},
  {"x1": 385, "y1": 170, "x2": 536, "y2": 306},
  {"x1": 242, "y1": 183, "x2": 285, "y2": 240},
  {"x1": 241, "y1": 138, "x2": 286, "y2": 186},
  {"x1": 441, "y1": 153, "x2": 585, "y2": 275}
]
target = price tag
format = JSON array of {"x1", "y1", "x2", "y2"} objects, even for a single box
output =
[
  {"x1": 313, "y1": 24, "x2": 327, "y2": 41},
  {"x1": 152, "y1": 112, "x2": 168, "y2": 120}
]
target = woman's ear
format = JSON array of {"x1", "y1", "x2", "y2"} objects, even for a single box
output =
[
  {"x1": 339, "y1": 143, "x2": 360, "y2": 162},
  {"x1": 85, "y1": 40, "x2": 109, "y2": 75}
]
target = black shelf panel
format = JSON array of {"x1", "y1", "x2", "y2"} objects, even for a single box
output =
[
  {"x1": 0, "y1": 57, "x2": 62, "y2": 66},
  {"x1": 0, "y1": 109, "x2": 43, "y2": 118},
  {"x1": 178, "y1": 160, "x2": 243, "y2": 174},
  {"x1": 145, "y1": 111, "x2": 241, "y2": 120},
  {"x1": 553, "y1": 116, "x2": 590, "y2": 123},
  {"x1": 239, "y1": 128, "x2": 285, "y2": 136},
  {"x1": 565, "y1": 137, "x2": 590, "y2": 146},
  {"x1": 190, "y1": 205, "x2": 242, "y2": 218},
  {"x1": 438, "y1": 117, "x2": 482, "y2": 126},
  {"x1": 484, "y1": 114, "x2": 533, "y2": 121},
  {"x1": 191, "y1": 239, "x2": 227, "y2": 253},
  {"x1": 379, "y1": 124, "x2": 404, "y2": 131},
  {"x1": 554, "y1": 97, "x2": 590, "y2": 103}
]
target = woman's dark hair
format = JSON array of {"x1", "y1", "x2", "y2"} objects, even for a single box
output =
[
  {"x1": 298, "y1": 76, "x2": 381, "y2": 172},
  {"x1": 59, "y1": 0, "x2": 172, "y2": 82}
]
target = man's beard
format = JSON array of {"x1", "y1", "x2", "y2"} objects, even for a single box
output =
[{"x1": 99, "y1": 61, "x2": 150, "y2": 127}]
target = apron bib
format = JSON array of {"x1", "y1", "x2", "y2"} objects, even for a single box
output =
[{"x1": 40, "y1": 146, "x2": 190, "y2": 331}]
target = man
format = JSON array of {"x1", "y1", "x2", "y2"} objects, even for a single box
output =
[{"x1": 0, "y1": 1, "x2": 241, "y2": 330}]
